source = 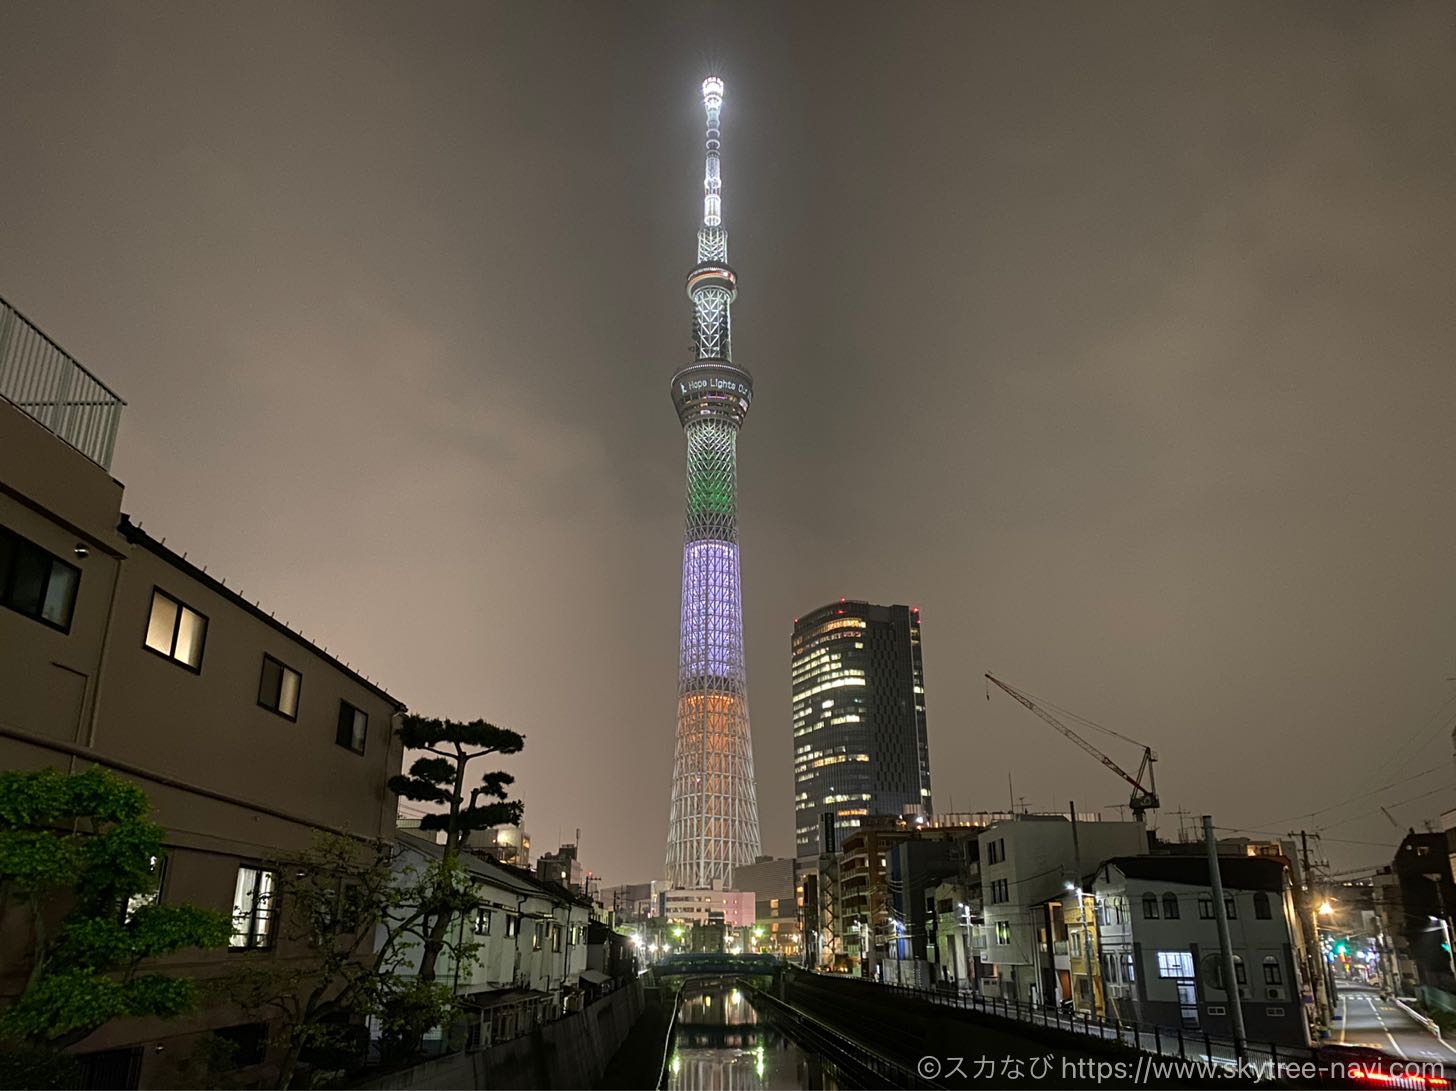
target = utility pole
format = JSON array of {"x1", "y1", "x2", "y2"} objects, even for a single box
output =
[
  {"x1": 1205, "y1": 815, "x2": 1247, "y2": 1063},
  {"x1": 1301, "y1": 830, "x2": 1332, "y2": 1035},
  {"x1": 1071, "y1": 802, "x2": 1098, "y2": 1016}
]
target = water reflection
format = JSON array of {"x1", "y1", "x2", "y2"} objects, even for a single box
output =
[{"x1": 666, "y1": 984, "x2": 837, "y2": 1090}]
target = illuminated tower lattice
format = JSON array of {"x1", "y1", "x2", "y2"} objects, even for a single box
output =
[{"x1": 664, "y1": 77, "x2": 761, "y2": 888}]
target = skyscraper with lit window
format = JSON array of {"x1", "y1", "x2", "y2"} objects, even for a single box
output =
[
  {"x1": 792, "y1": 601, "x2": 932, "y2": 858},
  {"x1": 663, "y1": 77, "x2": 761, "y2": 888}
]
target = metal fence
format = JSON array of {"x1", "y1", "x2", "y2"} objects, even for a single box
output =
[
  {"x1": 0, "y1": 295, "x2": 124, "y2": 470},
  {"x1": 796, "y1": 969, "x2": 1318, "y2": 1073}
]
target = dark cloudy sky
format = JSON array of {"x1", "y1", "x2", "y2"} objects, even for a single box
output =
[{"x1": 3, "y1": 2, "x2": 1454, "y2": 884}]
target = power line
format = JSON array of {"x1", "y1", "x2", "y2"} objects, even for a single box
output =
[
  {"x1": 1316, "y1": 782, "x2": 1456, "y2": 833},
  {"x1": 1247, "y1": 767, "x2": 1445, "y2": 830}
]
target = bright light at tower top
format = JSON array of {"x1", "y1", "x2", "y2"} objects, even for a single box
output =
[{"x1": 702, "y1": 76, "x2": 724, "y2": 104}]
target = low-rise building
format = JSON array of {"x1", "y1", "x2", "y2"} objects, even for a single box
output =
[
  {"x1": 733, "y1": 855, "x2": 802, "y2": 958},
  {"x1": 926, "y1": 878, "x2": 984, "y2": 992},
  {"x1": 388, "y1": 830, "x2": 592, "y2": 1051},
  {"x1": 979, "y1": 815, "x2": 1147, "y2": 1005},
  {"x1": 1092, "y1": 855, "x2": 1310, "y2": 1048},
  {"x1": 0, "y1": 295, "x2": 406, "y2": 1089},
  {"x1": 661, "y1": 887, "x2": 755, "y2": 927}
]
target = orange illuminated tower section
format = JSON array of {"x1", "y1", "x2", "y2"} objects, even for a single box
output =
[{"x1": 664, "y1": 77, "x2": 761, "y2": 888}]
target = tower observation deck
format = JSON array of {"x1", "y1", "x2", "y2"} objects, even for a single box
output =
[{"x1": 664, "y1": 77, "x2": 761, "y2": 889}]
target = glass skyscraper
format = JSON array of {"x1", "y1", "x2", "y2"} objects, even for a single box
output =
[{"x1": 792, "y1": 601, "x2": 932, "y2": 858}]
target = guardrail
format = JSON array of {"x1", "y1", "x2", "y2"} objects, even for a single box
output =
[
  {"x1": 795, "y1": 969, "x2": 1317, "y2": 1072},
  {"x1": 0, "y1": 294, "x2": 124, "y2": 470}
]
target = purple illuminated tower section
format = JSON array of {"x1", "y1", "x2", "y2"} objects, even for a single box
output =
[{"x1": 664, "y1": 76, "x2": 761, "y2": 889}]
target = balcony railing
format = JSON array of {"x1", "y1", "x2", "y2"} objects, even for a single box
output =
[{"x1": 0, "y1": 295, "x2": 125, "y2": 470}]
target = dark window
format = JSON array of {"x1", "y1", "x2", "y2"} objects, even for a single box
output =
[
  {"x1": 230, "y1": 866, "x2": 277, "y2": 950},
  {"x1": 505, "y1": 914, "x2": 519, "y2": 937},
  {"x1": 1163, "y1": 893, "x2": 1179, "y2": 919},
  {"x1": 1198, "y1": 894, "x2": 1214, "y2": 920},
  {"x1": 76, "y1": 1046, "x2": 142, "y2": 1090},
  {"x1": 334, "y1": 882, "x2": 362, "y2": 933},
  {"x1": 1253, "y1": 891, "x2": 1271, "y2": 919},
  {"x1": 1225, "y1": 895, "x2": 1237, "y2": 920},
  {"x1": 144, "y1": 588, "x2": 208, "y2": 670},
  {"x1": 258, "y1": 654, "x2": 302, "y2": 720},
  {"x1": 0, "y1": 526, "x2": 81, "y2": 632},
  {"x1": 215, "y1": 1022, "x2": 269, "y2": 1066},
  {"x1": 1263, "y1": 957, "x2": 1282, "y2": 985},
  {"x1": 336, "y1": 700, "x2": 367, "y2": 753},
  {"x1": 1142, "y1": 893, "x2": 1160, "y2": 920},
  {"x1": 552, "y1": 924, "x2": 562, "y2": 952},
  {"x1": 1235, "y1": 959, "x2": 1246, "y2": 985}
]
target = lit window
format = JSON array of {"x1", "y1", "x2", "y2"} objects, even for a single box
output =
[
  {"x1": 144, "y1": 588, "x2": 208, "y2": 669},
  {"x1": 1156, "y1": 950, "x2": 1194, "y2": 978},
  {"x1": 995, "y1": 921, "x2": 1012, "y2": 944},
  {"x1": 475, "y1": 908, "x2": 491, "y2": 935},
  {"x1": 230, "y1": 866, "x2": 276, "y2": 949},
  {"x1": 258, "y1": 654, "x2": 302, "y2": 720},
  {"x1": 124, "y1": 853, "x2": 167, "y2": 921},
  {"x1": 336, "y1": 701, "x2": 367, "y2": 753},
  {"x1": 0, "y1": 526, "x2": 81, "y2": 632}
]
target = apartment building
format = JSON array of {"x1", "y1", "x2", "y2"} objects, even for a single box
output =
[
  {"x1": 0, "y1": 296, "x2": 405, "y2": 1087},
  {"x1": 1091, "y1": 855, "x2": 1310, "y2": 1047},
  {"x1": 978, "y1": 814, "x2": 1146, "y2": 1005}
]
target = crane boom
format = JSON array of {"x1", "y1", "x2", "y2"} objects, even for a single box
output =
[{"x1": 985, "y1": 673, "x2": 1160, "y2": 820}]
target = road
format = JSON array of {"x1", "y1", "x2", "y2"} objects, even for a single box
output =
[{"x1": 1337, "y1": 982, "x2": 1456, "y2": 1068}]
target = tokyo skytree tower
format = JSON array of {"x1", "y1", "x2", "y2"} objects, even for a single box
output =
[{"x1": 664, "y1": 77, "x2": 761, "y2": 888}]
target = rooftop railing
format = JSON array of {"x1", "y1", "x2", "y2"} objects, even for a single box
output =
[{"x1": 0, "y1": 295, "x2": 125, "y2": 471}]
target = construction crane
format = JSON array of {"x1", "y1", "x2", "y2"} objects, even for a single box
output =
[{"x1": 985, "y1": 673, "x2": 1160, "y2": 821}]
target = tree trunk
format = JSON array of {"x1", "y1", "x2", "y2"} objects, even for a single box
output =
[{"x1": 274, "y1": 1038, "x2": 304, "y2": 1091}]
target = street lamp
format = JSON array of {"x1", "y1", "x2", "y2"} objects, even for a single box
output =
[{"x1": 1430, "y1": 916, "x2": 1456, "y2": 982}]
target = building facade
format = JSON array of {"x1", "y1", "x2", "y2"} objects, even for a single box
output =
[
  {"x1": 0, "y1": 295, "x2": 406, "y2": 1088},
  {"x1": 792, "y1": 601, "x2": 931, "y2": 858},
  {"x1": 663, "y1": 76, "x2": 761, "y2": 889},
  {"x1": 388, "y1": 832, "x2": 592, "y2": 1052},
  {"x1": 733, "y1": 855, "x2": 802, "y2": 957},
  {"x1": 1092, "y1": 856, "x2": 1310, "y2": 1047},
  {"x1": 978, "y1": 815, "x2": 1146, "y2": 1006}
]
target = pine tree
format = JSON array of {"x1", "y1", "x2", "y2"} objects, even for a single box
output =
[{"x1": 387, "y1": 715, "x2": 524, "y2": 983}]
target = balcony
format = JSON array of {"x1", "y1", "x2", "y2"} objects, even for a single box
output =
[{"x1": 0, "y1": 295, "x2": 125, "y2": 470}]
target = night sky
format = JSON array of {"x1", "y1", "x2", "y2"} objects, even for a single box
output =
[{"x1": 3, "y1": 3, "x2": 1454, "y2": 886}]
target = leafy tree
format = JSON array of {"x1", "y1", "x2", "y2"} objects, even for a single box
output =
[
  {"x1": 0, "y1": 767, "x2": 232, "y2": 1052},
  {"x1": 224, "y1": 833, "x2": 480, "y2": 1090},
  {"x1": 387, "y1": 715, "x2": 524, "y2": 984}
]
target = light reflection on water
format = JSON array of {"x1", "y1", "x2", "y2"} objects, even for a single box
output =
[{"x1": 666, "y1": 984, "x2": 838, "y2": 1091}]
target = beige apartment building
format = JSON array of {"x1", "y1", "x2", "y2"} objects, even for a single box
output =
[{"x1": 0, "y1": 296, "x2": 405, "y2": 1088}]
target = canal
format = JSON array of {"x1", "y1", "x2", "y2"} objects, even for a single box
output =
[{"x1": 665, "y1": 983, "x2": 841, "y2": 1090}]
